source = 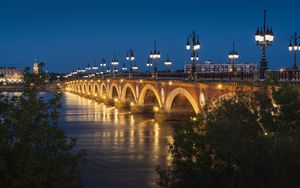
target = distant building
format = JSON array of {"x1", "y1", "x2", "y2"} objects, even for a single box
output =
[
  {"x1": 0, "y1": 67, "x2": 24, "y2": 84},
  {"x1": 184, "y1": 61, "x2": 257, "y2": 74},
  {"x1": 33, "y1": 59, "x2": 39, "y2": 75}
]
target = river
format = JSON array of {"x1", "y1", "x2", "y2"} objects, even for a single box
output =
[{"x1": 58, "y1": 92, "x2": 182, "y2": 188}]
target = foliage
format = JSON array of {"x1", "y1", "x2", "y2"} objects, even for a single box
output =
[
  {"x1": 0, "y1": 72, "x2": 85, "y2": 188},
  {"x1": 157, "y1": 86, "x2": 300, "y2": 188}
]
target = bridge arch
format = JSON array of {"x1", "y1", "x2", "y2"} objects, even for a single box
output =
[
  {"x1": 211, "y1": 92, "x2": 235, "y2": 107},
  {"x1": 121, "y1": 83, "x2": 137, "y2": 103},
  {"x1": 100, "y1": 83, "x2": 108, "y2": 97},
  {"x1": 87, "y1": 83, "x2": 93, "y2": 95},
  {"x1": 165, "y1": 87, "x2": 200, "y2": 114},
  {"x1": 138, "y1": 84, "x2": 162, "y2": 107},
  {"x1": 94, "y1": 84, "x2": 100, "y2": 96},
  {"x1": 83, "y1": 84, "x2": 88, "y2": 94},
  {"x1": 109, "y1": 83, "x2": 120, "y2": 99},
  {"x1": 78, "y1": 84, "x2": 81, "y2": 93}
]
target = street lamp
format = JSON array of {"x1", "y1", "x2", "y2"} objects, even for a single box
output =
[
  {"x1": 164, "y1": 54, "x2": 172, "y2": 73},
  {"x1": 106, "y1": 64, "x2": 111, "y2": 75},
  {"x1": 288, "y1": 32, "x2": 300, "y2": 69},
  {"x1": 149, "y1": 42, "x2": 161, "y2": 79},
  {"x1": 146, "y1": 58, "x2": 153, "y2": 73},
  {"x1": 92, "y1": 62, "x2": 98, "y2": 71},
  {"x1": 111, "y1": 55, "x2": 119, "y2": 77},
  {"x1": 122, "y1": 63, "x2": 127, "y2": 72},
  {"x1": 255, "y1": 9, "x2": 274, "y2": 80},
  {"x1": 186, "y1": 30, "x2": 200, "y2": 80},
  {"x1": 126, "y1": 48, "x2": 135, "y2": 78},
  {"x1": 228, "y1": 42, "x2": 239, "y2": 73},
  {"x1": 85, "y1": 64, "x2": 91, "y2": 75},
  {"x1": 99, "y1": 58, "x2": 106, "y2": 78}
]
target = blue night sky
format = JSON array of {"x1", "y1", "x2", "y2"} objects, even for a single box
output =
[{"x1": 0, "y1": 0, "x2": 299, "y2": 73}]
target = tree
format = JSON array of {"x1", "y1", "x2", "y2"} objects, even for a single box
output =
[
  {"x1": 0, "y1": 71, "x2": 85, "y2": 187},
  {"x1": 157, "y1": 86, "x2": 300, "y2": 188}
]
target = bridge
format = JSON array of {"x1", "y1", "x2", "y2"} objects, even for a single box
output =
[
  {"x1": 63, "y1": 70, "x2": 300, "y2": 121},
  {"x1": 63, "y1": 75, "x2": 261, "y2": 121}
]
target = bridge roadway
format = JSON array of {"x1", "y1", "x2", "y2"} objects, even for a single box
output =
[{"x1": 64, "y1": 77, "x2": 257, "y2": 121}]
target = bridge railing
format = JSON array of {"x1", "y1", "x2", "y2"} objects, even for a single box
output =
[{"x1": 66, "y1": 70, "x2": 300, "y2": 86}]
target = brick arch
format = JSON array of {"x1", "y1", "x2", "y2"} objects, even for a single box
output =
[
  {"x1": 94, "y1": 84, "x2": 100, "y2": 96},
  {"x1": 87, "y1": 83, "x2": 93, "y2": 95},
  {"x1": 138, "y1": 84, "x2": 162, "y2": 107},
  {"x1": 83, "y1": 83, "x2": 88, "y2": 93},
  {"x1": 165, "y1": 87, "x2": 200, "y2": 114},
  {"x1": 100, "y1": 82, "x2": 108, "y2": 97},
  {"x1": 109, "y1": 83, "x2": 120, "y2": 99},
  {"x1": 211, "y1": 92, "x2": 235, "y2": 107},
  {"x1": 121, "y1": 83, "x2": 137, "y2": 103}
]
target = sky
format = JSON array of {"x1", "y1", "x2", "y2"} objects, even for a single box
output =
[{"x1": 0, "y1": 0, "x2": 300, "y2": 73}]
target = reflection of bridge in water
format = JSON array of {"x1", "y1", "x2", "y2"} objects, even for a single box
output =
[{"x1": 64, "y1": 71, "x2": 300, "y2": 121}]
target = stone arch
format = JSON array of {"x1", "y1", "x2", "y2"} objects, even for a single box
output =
[
  {"x1": 165, "y1": 87, "x2": 200, "y2": 114},
  {"x1": 109, "y1": 83, "x2": 120, "y2": 99},
  {"x1": 82, "y1": 84, "x2": 87, "y2": 94},
  {"x1": 87, "y1": 83, "x2": 93, "y2": 95},
  {"x1": 100, "y1": 83, "x2": 108, "y2": 97},
  {"x1": 211, "y1": 92, "x2": 235, "y2": 107},
  {"x1": 138, "y1": 84, "x2": 162, "y2": 107},
  {"x1": 121, "y1": 83, "x2": 137, "y2": 103},
  {"x1": 94, "y1": 84, "x2": 100, "y2": 96}
]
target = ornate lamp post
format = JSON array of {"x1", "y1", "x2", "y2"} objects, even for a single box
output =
[
  {"x1": 255, "y1": 9, "x2": 274, "y2": 80},
  {"x1": 186, "y1": 30, "x2": 200, "y2": 80},
  {"x1": 111, "y1": 56, "x2": 119, "y2": 78},
  {"x1": 85, "y1": 64, "x2": 91, "y2": 75},
  {"x1": 132, "y1": 64, "x2": 138, "y2": 72},
  {"x1": 126, "y1": 48, "x2": 135, "y2": 78},
  {"x1": 228, "y1": 42, "x2": 239, "y2": 74},
  {"x1": 288, "y1": 32, "x2": 300, "y2": 69},
  {"x1": 164, "y1": 54, "x2": 172, "y2": 73},
  {"x1": 106, "y1": 64, "x2": 111, "y2": 75},
  {"x1": 122, "y1": 63, "x2": 127, "y2": 73},
  {"x1": 146, "y1": 58, "x2": 153, "y2": 73},
  {"x1": 99, "y1": 58, "x2": 106, "y2": 78},
  {"x1": 149, "y1": 42, "x2": 161, "y2": 79}
]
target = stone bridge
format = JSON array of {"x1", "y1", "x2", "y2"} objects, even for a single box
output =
[{"x1": 64, "y1": 79, "x2": 255, "y2": 121}]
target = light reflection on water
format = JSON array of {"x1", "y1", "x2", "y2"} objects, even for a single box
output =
[{"x1": 59, "y1": 92, "x2": 178, "y2": 188}]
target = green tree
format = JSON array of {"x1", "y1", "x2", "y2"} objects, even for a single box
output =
[
  {"x1": 0, "y1": 71, "x2": 85, "y2": 187},
  {"x1": 157, "y1": 86, "x2": 300, "y2": 188}
]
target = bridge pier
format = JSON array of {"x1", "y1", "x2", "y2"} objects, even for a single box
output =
[
  {"x1": 115, "y1": 101, "x2": 130, "y2": 110},
  {"x1": 154, "y1": 107, "x2": 169, "y2": 122},
  {"x1": 130, "y1": 104, "x2": 144, "y2": 114},
  {"x1": 103, "y1": 98, "x2": 114, "y2": 106}
]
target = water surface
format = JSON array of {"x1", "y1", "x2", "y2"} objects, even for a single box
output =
[{"x1": 58, "y1": 92, "x2": 179, "y2": 188}]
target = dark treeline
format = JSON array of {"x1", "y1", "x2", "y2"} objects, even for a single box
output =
[{"x1": 157, "y1": 85, "x2": 300, "y2": 188}]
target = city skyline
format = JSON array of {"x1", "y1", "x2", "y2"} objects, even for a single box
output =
[{"x1": 0, "y1": 0, "x2": 300, "y2": 72}]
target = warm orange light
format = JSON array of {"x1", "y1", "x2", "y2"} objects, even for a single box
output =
[
  {"x1": 168, "y1": 81, "x2": 173, "y2": 85},
  {"x1": 130, "y1": 102, "x2": 134, "y2": 106},
  {"x1": 153, "y1": 106, "x2": 159, "y2": 112},
  {"x1": 114, "y1": 98, "x2": 118, "y2": 102},
  {"x1": 217, "y1": 84, "x2": 222, "y2": 89},
  {"x1": 139, "y1": 79, "x2": 143, "y2": 83}
]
